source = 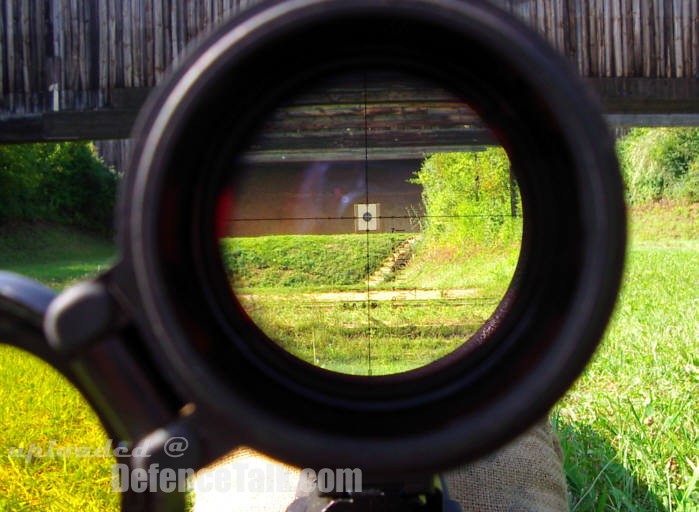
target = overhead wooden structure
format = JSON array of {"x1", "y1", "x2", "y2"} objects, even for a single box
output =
[
  {"x1": 239, "y1": 74, "x2": 494, "y2": 162},
  {"x1": 0, "y1": 0, "x2": 698, "y2": 150}
]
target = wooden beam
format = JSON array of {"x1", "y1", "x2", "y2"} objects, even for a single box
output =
[
  {"x1": 252, "y1": 129, "x2": 496, "y2": 151},
  {"x1": 241, "y1": 146, "x2": 490, "y2": 163},
  {"x1": 588, "y1": 77, "x2": 699, "y2": 114},
  {"x1": 1, "y1": 77, "x2": 697, "y2": 143},
  {"x1": 0, "y1": 109, "x2": 136, "y2": 142},
  {"x1": 606, "y1": 113, "x2": 699, "y2": 126}
]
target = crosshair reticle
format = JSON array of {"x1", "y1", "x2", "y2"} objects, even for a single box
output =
[{"x1": 216, "y1": 71, "x2": 522, "y2": 376}]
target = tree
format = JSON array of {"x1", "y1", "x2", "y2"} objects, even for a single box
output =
[
  {"x1": 410, "y1": 148, "x2": 520, "y2": 248},
  {"x1": 617, "y1": 128, "x2": 699, "y2": 204},
  {"x1": 0, "y1": 142, "x2": 117, "y2": 233}
]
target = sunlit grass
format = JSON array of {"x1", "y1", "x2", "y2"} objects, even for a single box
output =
[
  {"x1": 230, "y1": 232, "x2": 518, "y2": 375},
  {"x1": 0, "y1": 222, "x2": 114, "y2": 290},
  {"x1": 0, "y1": 222, "x2": 117, "y2": 511},
  {"x1": 0, "y1": 206, "x2": 697, "y2": 510},
  {"x1": 221, "y1": 233, "x2": 409, "y2": 290},
  {"x1": 554, "y1": 207, "x2": 698, "y2": 511},
  {"x1": 400, "y1": 239, "x2": 520, "y2": 295},
  {"x1": 0, "y1": 346, "x2": 119, "y2": 511},
  {"x1": 242, "y1": 295, "x2": 496, "y2": 374}
]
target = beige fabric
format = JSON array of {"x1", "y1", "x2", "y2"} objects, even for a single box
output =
[
  {"x1": 193, "y1": 419, "x2": 567, "y2": 511},
  {"x1": 443, "y1": 419, "x2": 568, "y2": 512},
  {"x1": 192, "y1": 447, "x2": 300, "y2": 512}
]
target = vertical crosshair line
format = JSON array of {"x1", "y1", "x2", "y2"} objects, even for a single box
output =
[{"x1": 363, "y1": 70, "x2": 372, "y2": 376}]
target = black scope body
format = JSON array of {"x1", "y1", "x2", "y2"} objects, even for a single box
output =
[{"x1": 0, "y1": 1, "x2": 626, "y2": 510}]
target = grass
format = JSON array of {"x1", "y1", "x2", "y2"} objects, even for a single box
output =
[
  {"x1": 241, "y1": 294, "x2": 499, "y2": 374},
  {"x1": 0, "y1": 346, "x2": 119, "y2": 511},
  {"x1": 221, "y1": 233, "x2": 409, "y2": 290},
  {"x1": 400, "y1": 239, "x2": 521, "y2": 295},
  {"x1": 0, "y1": 204, "x2": 697, "y2": 510},
  {"x1": 627, "y1": 200, "x2": 697, "y2": 243},
  {"x1": 0, "y1": 222, "x2": 118, "y2": 511},
  {"x1": 554, "y1": 203, "x2": 698, "y2": 511},
  {"x1": 224, "y1": 232, "x2": 519, "y2": 374},
  {"x1": 0, "y1": 221, "x2": 115, "y2": 290}
]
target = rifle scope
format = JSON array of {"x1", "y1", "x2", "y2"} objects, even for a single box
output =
[{"x1": 0, "y1": 1, "x2": 626, "y2": 509}]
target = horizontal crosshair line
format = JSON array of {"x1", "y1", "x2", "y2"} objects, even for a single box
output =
[{"x1": 226, "y1": 214, "x2": 519, "y2": 222}]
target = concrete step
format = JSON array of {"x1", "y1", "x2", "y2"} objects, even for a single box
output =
[{"x1": 366, "y1": 236, "x2": 419, "y2": 286}]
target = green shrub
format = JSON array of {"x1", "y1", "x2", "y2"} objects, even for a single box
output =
[
  {"x1": 0, "y1": 144, "x2": 43, "y2": 220},
  {"x1": 617, "y1": 128, "x2": 699, "y2": 204},
  {"x1": 409, "y1": 148, "x2": 521, "y2": 250},
  {"x1": 0, "y1": 143, "x2": 117, "y2": 233}
]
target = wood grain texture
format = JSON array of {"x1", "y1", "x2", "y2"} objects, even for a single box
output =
[{"x1": 0, "y1": 1, "x2": 696, "y2": 117}]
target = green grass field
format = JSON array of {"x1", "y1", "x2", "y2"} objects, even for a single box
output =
[
  {"x1": 0, "y1": 222, "x2": 118, "y2": 511},
  {"x1": 0, "y1": 222, "x2": 115, "y2": 290},
  {"x1": 0, "y1": 205, "x2": 697, "y2": 510},
  {"x1": 224, "y1": 232, "x2": 518, "y2": 374},
  {"x1": 554, "y1": 202, "x2": 698, "y2": 511},
  {"x1": 222, "y1": 233, "x2": 409, "y2": 290}
]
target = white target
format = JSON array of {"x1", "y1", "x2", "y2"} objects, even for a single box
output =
[{"x1": 354, "y1": 203, "x2": 379, "y2": 231}]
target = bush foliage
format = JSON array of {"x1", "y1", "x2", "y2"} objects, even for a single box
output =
[
  {"x1": 617, "y1": 128, "x2": 699, "y2": 204},
  {"x1": 0, "y1": 143, "x2": 117, "y2": 233},
  {"x1": 410, "y1": 148, "x2": 521, "y2": 250}
]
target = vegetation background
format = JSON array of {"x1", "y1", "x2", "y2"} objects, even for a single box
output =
[
  {"x1": 409, "y1": 147, "x2": 521, "y2": 248},
  {"x1": 0, "y1": 143, "x2": 117, "y2": 234},
  {"x1": 617, "y1": 128, "x2": 699, "y2": 204}
]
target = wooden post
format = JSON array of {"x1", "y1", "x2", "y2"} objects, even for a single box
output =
[
  {"x1": 509, "y1": 169, "x2": 518, "y2": 218},
  {"x1": 21, "y1": 0, "x2": 31, "y2": 110},
  {"x1": 0, "y1": 2, "x2": 4, "y2": 101},
  {"x1": 690, "y1": 0, "x2": 697, "y2": 78},
  {"x1": 98, "y1": 0, "x2": 108, "y2": 104},
  {"x1": 131, "y1": 0, "x2": 143, "y2": 88},
  {"x1": 144, "y1": 0, "x2": 154, "y2": 87},
  {"x1": 5, "y1": 1, "x2": 15, "y2": 110},
  {"x1": 578, "y1": 0, "x2": 590, "y2": 76},
  {"x1": 123, "y1": 0, "x2": 132, "y2": 87},
  {"x1": 673, "y1": 0, "x2": 683, "y2": 77},
  {"x1": 154, "y1": 0, "x2": 164, "y2": 82}
]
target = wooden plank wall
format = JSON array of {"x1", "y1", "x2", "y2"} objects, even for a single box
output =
[
  {"x1": 0, "y1": 0, "x2": 252, "y2": 113},
  {"x1": 1, "y1": 0, "x2": 698, "y2": 115},
  {"x1": 493, "y1": 0, "x2": 699, "y2": 79}
]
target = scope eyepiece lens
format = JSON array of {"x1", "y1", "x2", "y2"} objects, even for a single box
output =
[{"x1": 214, "y1": 70, "x2": 522, "y2": 377}]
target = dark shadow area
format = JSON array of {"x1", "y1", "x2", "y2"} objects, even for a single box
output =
[{"x1": 555, "y1": 420, "x2": 667, "y2": 511}]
